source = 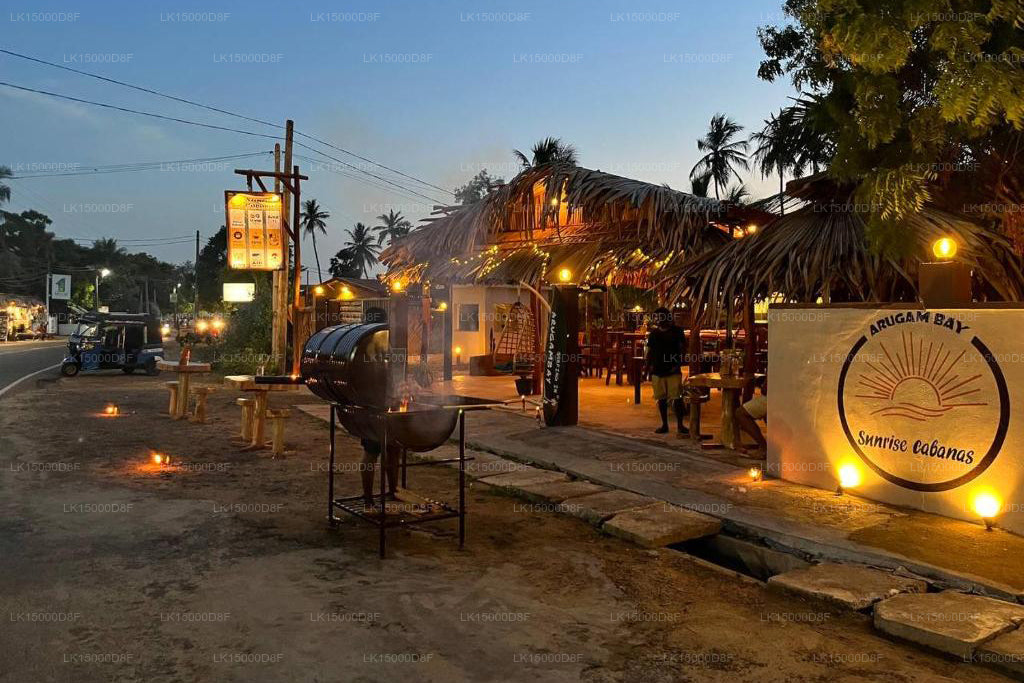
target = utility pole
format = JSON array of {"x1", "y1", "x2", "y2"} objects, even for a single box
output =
[
  {"x1": 279, "y1": 121, "x2": 294, "y2": 374},
  {"x1": 194, "y1": 229, "x2": 200, "y2": 322},
  {"x1": 272, "y1": 141, "x2": 283, "y2": 373}
]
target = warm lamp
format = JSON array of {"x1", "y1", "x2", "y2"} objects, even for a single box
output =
[
  {"x1": 836, "y1": 463, "x2": 861, "y2": 495},
  {"x1": 973, "y1": 493, "x2": 1001, "y2": 530},
  {"x1": 557, "y1": 268, "x2": 572, "y2": 283},
  {"x1": 932, "y1": 237, "x2": 957, "y2": 260}
]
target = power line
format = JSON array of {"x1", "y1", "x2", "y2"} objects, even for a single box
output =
[
  {"x1": 9, "y1": 151, "x2": 273, "y2": 179},
  {"x1": 0, "y1": 47, "x2": 455, "y2": 196},
  {"x1": 0, "y1": 80, "x2": 448, "y2": 204}
]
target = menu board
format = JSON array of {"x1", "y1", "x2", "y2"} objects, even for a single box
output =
[{"x1": 224, "y1": 191, "x2": 285, "y2": 271}]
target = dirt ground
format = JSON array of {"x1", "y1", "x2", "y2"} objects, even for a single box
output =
[{"x1": 0, "y1": 373, "x2": 1011, "y2": 683}]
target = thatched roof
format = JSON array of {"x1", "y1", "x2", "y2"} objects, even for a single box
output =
[
  {"x1": 666, "y1": 176, "x2": 1024, "y2": 314},
  {"x1": 382, "y1": 164, "x2": 770, "y2": 287}
]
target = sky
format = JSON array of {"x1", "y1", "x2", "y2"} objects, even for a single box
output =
[{"x1": 2, "y1": 0, "x2": 798, "y2": 272}]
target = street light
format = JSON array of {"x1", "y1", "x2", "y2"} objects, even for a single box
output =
[{"x1": 95, "y1": 268, "x2": 112, "y2": 310}]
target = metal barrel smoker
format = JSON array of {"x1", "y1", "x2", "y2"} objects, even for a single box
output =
[{"x1": 258, "y1": 322, "x2": 497, "y2": 556}]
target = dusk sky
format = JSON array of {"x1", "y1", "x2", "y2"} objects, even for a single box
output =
[{"x1": 3, "y1": 0, "x2": 797, "y2": 269}]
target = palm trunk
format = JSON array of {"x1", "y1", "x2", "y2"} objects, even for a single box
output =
[
  {"x1": 779, "y1": 165, "x2": 785, "y2": 216},
  {"x1": 312, "y1": 233, "x2": 322, "y2": 283}
]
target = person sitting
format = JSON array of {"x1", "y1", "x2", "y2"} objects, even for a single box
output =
[
  {"x1": 736, "y1": 380, "x2": 767, "y2": 457},
  {"x1": 646, "y1": 307, "x2": 688, "y2": 435}
]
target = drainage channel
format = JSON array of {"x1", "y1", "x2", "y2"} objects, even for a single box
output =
[{"x1": 670, "y1": 532, "x2": 813, "y2": 582}]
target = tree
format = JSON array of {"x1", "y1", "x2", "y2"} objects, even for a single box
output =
[
  {"x1": 195, "y1": 227, "x2": 227, "y2": 308},
  {"x1": 329, "y1": 248, "x2": 361, "y2": 278},
  {"x1": 90, "y1": 237, "x2": 125, "y2": 265},
  {"x1": 300, "y1": 199, "x2": 329, "y2": 283},
  {"x1": 372, "y1": 209, "x2": 412, "y2": 246},
  {"x1": 725, "y1": 184, "x2": 750, "y2": 205},
  {"x1": 513, "y1": 137, "x2": 578, "y2": 168},
  {"x1": 343, "y1": 223, "x2": 380, "y2": 278},
  {"x1": 689, "y1": 114, "x2": 749, "y2": 200},
  {"x1": 0, "y1": 165, "x2": 11, "y2": 205},
  {"x1": 750, "y1": 109, "x2": 800, "y2": 215},
  {"x1": 454, "y1": 169, "x2": 504, "y2": 204},
  {"x1": 758, "y1": 0, "x2": 1024, "y2": 247}
]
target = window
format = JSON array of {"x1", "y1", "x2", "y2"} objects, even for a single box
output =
[{"x1": 458, "y1": 303, "x2": 479, "y2": 332}]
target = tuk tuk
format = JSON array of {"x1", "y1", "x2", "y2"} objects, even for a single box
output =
[{"x1": 61, "y1": 312, "x2": 164, "y2": 377}]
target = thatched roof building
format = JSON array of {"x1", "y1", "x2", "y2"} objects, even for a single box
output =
[
  {"x1": 382, "y1": 164, "x2": 771, "y2": 288},
  {"x1": 666, "y1": 175, "x2": 1024, "y2": 315}
]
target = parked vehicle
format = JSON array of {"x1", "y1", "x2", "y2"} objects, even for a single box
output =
[{"x1": 60, "y1": 313, "x2": 164, "y2": 377}]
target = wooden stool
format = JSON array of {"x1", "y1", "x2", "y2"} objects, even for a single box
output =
[
  {"x1": 265, "y1": 408, "x2": 291, "y2": 457},
  {"x1": 164, "y1": 381, "x2": 180, "y2": 417},
  {"x1": 235, "y1": 398, "x2": 255, "y2": 443},
  {"x1": 190, "y1": 386, "x2": 215, "y2": 423}
]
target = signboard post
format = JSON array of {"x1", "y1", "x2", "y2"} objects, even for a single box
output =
[
  {"x1": 224, "y1": 191, "x2": 285, "y2": 272},
  {"x1": 542, "y1": 284, "x2": 580, "y2": 426}
]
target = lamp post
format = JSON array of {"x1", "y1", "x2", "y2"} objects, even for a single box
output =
[{"x1": 95, "y1": 268, "x2": 111, "y2": 310}]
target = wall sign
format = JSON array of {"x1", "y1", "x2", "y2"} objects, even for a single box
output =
[
  {"x1": 224, "y1": 191, "x2": 284, "y2": 271},
  {"x1": 50, "y1": 274, "x2": 71, "y2": 301},
  {"x1": 769, "y1": 306, "x2": 1022, "y2": 532}
]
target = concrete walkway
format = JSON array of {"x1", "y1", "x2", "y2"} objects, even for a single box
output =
[{"x1": 298, "y1": 403, "x2": 1024, "y2": 603}]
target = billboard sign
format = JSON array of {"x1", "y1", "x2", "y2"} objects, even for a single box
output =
[
  {"x1": 224, "y1": 191, "x2": 285, "y2": 271},
  {"x1": 50, "y1": 274, "x2": 71, "y2": 300}
]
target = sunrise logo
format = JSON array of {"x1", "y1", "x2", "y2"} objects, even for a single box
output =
[{"x1": 854, "y1": 331, "x2": 988, "y2": 422}]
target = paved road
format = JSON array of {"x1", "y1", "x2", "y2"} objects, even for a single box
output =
[{"x1": 0, "y1": 339, "x2": 67, "y2": 399}]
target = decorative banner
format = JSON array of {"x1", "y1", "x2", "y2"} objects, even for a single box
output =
[
  {"x1": 223, "y1": 282, "x2": 256, "y2": 302},
  {"x1": 769, "y1": 305, "x2": 1023, "y2": 532},
  {"x1": 50, "y1": 274, "x2": 71, "y2": 300},
  {"x1": 224, "y1": 191, "x2": 284, "y2": 271}
]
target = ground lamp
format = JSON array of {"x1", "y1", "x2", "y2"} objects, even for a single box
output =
[
  {"x1": 973, "y1": 493, "x2": 1001, "y2": 531},
  {"x1": 151, "y1": 452, "x2": 170, "y2": 467},
  {"x1": 836, "y1": 463, "x2": 861, "y2": 496},
  {"x1": 102, "y1": 404, "x2": 120, "y2": 417},
  {"x1": 919, "y1": 236, "x2": 970, "y2": 307},
  {"x1": 748, "y1": 466, "x2": 763, "y2": 482}
]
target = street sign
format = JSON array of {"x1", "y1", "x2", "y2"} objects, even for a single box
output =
[
  {"x1": 223, "y1": 282, "x2": 256, "y2": 302},
  {"x1": 224, "y1": 191, "x2": 285, "y2": 271},
  {"x1": 50, "y1": 274, "x2": 71, "y2": 300}
]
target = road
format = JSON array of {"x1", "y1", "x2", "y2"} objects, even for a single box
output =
[{"x1": 0, "y1": 339, "x2": 67, "y2": 399}]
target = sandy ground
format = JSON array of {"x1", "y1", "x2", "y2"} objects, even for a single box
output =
[{"x1": 0, "y1": 372, "x2": 1010, "y2": 683}]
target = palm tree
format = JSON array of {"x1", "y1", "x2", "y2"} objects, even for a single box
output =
[
  {"x1": 344, "y1": 223, "x2": 380, "y2": 278},
  {"x1": 751, "y1": 109, "x2": 800, "y2": 215},
  {"x1": 300, "y1": 199, "x2": 330, "y2": 282},
  {"x1": 725, "y1": 184, "x2": 750, "y2": 204},
  {"x1": 513, "y1": 137, "x2": 578, "y2": 168},
  {"x1": 689, "y1": 114, "x2": 749, "y2": 200},
  {"x1": 373, "y1": 209, "x2": 411, "y2": 246},
  {"x1": 0, "y1": 166, "x2": 11, "y2": 205},
  {"x1": 91, "y1": 237, "x2": 126, "y2": 263},
  {"x1": 690, "y1": 172, "x2": 713, "y2": 197}
]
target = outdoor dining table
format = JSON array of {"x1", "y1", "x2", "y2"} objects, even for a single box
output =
[
  {"x1": 224, "y1": 375, "x2": 301, "y2": 450},
  {"x1": 157, "y1": 360, "x2": 212, "y2": 420},
  {"x1": 684, "y1": 372, "x2": 764, "y2": 450}
]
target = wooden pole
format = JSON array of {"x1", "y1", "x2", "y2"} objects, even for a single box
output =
[
  {"x1": 291, "y1": 163, "x2": 302, "y2": 375},
  {"x1": 282, "y1": 121, "x2": 294, "y2": 373},
  {"x1": 271, "y1": 142, "x2": 285, "y2": 373},
  {"x1": 742, "y1": 292, "x2": 757, "y2": 401}
]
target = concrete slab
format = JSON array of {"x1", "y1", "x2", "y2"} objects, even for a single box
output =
[
  {"x1": 768, "y1": 563, "x2": 927, "y2": 611},
  {"x1": 560, "y1": 490, "x2": 660, "y2": 525},
  {"x1": 602, "y1": 504, "x2": 721, "y2": 548},
  {"x1": 873, "y1": 591, "x2": 1024, "y2": 658},
  {"x1": 977, "y1": 626, "x2": 1024, "y2": 678},
  {"x1": 515, "y1": 479, "x2": 608, "y2": 505},
  {"x1": 477, "y1": 468, "x2": 568, "y2": 490}
]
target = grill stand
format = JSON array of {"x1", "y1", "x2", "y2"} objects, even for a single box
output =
[{"x1": 328, "y1": 405, "x2": 469, "y2": 558}]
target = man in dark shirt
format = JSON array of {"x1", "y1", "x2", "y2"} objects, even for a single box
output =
[{"x1": 646, "y1": 307, "x2": 688, "y2": 434}]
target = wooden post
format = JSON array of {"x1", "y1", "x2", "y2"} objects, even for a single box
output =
[
  {"x1": 280, "y1": 121, "x2": 294, "y2": 374},
  {"x1": 531, "y1": 287, "x2": 543, "y2": 395},
  {"x1": 441, "y1": 284, "x2": 453, "y2": 381},
  {"x1": 420, "y1": 284, "x2": 431, "y2": 363},
  {"x1": 271, "y1": 142, "x2": 286, "y2": 374},
  {"x1": 542, "y1": 284, "x2": 580, "y2": 426},
  {"x1": 742, "y1": 292, "x2": 757, "y2": 401},
  {"x1": 291, "y1": 163, "x2": 302, "y2": 375},
  {"x1": 389, "y1": 292, "x2": 409, "y2": 403}
]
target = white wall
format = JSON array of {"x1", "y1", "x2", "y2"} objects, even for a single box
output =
[
  {"x1": 451, "y1": 285, "x2": 528, "y2": 360},
  {"x1": 768, "y1": 305, "x2": 1024, "y2": 533}
]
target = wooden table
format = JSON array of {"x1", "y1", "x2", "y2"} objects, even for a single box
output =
[
  {"x1": 157, "y1": 360, "x2": 212, "y2": 420},
  {"x1": 684, "y1": 372, "x2": 764, "y2": 450},
  {"x1": 224, "y1": 375, "x2": 301, "y2": 449}
]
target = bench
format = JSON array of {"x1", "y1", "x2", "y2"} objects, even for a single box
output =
[
  {"x1": 265, "y1": 408, "x2": 292, "y2": 457},
  {"x1": 235, "y1": 397, "x2": 256, "y2": 443},
  {"x1": 164, "y1": 381, "x2": 180, "y2": 417},
  {"x1": 190, "y1": 386, "x2": 215, "y2": 424}
]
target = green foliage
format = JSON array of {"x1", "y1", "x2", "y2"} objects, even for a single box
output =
[
  {"x1": 454, "y1": 169, "x2": 504, "y2": 205},
  {"x1": 759, "y1": 0, "x2": 1024, "y2": 248},
  {"x1": 211, "y1": 274, "x2": 273, "y2": 374}
]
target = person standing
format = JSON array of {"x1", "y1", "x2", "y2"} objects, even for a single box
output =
[{"x1": 646, "y1": 307, "x2": 687, "y2": 434}]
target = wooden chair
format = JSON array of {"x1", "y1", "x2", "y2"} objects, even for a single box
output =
[
  {"x1": 164, "y1": 381, "x2": 179, "y2": 417},
  {"x1": 190, "y1": 386, "x2": 215, "y2": 424},
  {"x1": 266, "y1": 408, "x2": 292, "y2": 457},
  {"x1": 235, "y1": 397, "x2": 255, "y2": 443}
]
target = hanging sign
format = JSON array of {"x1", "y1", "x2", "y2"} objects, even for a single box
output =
[
  {"x1": 224, "y1": 191, "x2": 284, "y2": 271},
  {"x1": 223, "y1": 282, "x2": 256, "y2": 302},
  {"x1": 50, "y1": 274, "x2": 71, "y2": 300}
]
